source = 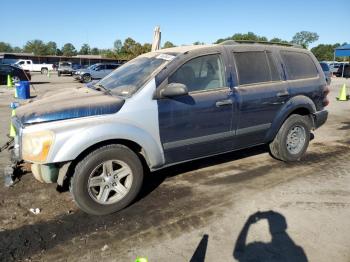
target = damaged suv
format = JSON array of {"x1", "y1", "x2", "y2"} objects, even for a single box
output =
[{"x1": 9, "y1": 41, "x2": 329, "y2": 215}]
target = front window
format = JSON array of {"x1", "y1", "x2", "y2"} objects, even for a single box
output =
[
  {"x1": 168, "y1": 54, "x2": 225, "y2": 92},
  {"x1": 98, "y1": 53, "x2": 173, "y2": 97}
]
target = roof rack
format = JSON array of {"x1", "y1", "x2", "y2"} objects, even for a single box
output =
[{"x1": 219, "y1": 40, "x2": 302, "y2": 48}]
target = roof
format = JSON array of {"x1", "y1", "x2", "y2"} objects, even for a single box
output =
[
  {"x1": 154, "y1": 44, "x2": 215, "y2": 54},
  {"x1": 153, "y1": 41, "x2": 303, "y2": 56}
]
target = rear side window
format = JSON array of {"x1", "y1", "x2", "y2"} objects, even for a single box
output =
[
  {"x1": 234, "y1": 51, "x2": 280, "y2": 85},
  {"x1": 281, "y1": 51, "x2": 318, "y2": 80},
  {"x1": 106, "y1": 64, "x2": 119, "y2": 70}
]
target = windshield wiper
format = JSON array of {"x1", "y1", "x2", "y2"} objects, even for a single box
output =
[{"x1": 94, "y1": 83, "x2": 112, "y2": 95}]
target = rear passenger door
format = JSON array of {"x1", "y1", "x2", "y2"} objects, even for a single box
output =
[{"x1": 232, "y1": 49, "x2": 289, "y2": 147}]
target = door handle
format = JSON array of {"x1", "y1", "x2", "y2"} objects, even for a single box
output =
[
  {"x1": 216, "y1": 99, "x2": 233, "y2": 107},
  {"x1": 276, "y1": 91, "x2": 289, "y2": 98}
]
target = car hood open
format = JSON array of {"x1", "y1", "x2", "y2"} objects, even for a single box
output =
[{"x1": 15, "y1": 87, "x2": 125, "y2": 125}]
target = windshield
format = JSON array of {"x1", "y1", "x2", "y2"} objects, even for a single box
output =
[
  {"x1": 87, "y1": 64, "x2": 98, "y2": 70},
  {"x1": 97, "y1": 53, "x2": 174, "y2": 97}
]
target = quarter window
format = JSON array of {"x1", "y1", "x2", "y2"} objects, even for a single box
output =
[
  {"x1": 281, "y1": 51, "x2": 318, "y2": 80},
  {"x1": 168, "y1": 54, "x2": 225, "y2": 92},
  {"x1": 234, "y1": 51, "x2": 280, "y2": 85}
]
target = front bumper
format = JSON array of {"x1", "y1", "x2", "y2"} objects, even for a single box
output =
[{"x1": 313, "y1": 110, "x2": 328, "y2": 129}]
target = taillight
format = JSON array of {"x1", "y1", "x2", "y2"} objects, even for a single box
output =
[{"x1": 323, "y1": 85, "x2": 330, "y2": 107}]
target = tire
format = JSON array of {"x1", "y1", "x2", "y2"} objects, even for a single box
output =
[
  {"x1": 269, "y1": 114, "x2": 311, "y2": 162},
  {"x1": 58, "y1": 71, "x2": 61, "y2": 77},
  {"x1": 82, "y1": 74, "x2": 92, "y2": 83},
  {"x1": 70, "y1": 144, "x2": 143, "y2": 215},
  {"x1": 41, "y1": 68, "x2": 48, "y2": 75}
]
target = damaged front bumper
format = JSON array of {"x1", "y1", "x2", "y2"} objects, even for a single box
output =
[{"x1": 4, "y1": 117, "x2": 23, "y2": 186}]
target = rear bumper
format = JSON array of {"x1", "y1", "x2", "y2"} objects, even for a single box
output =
[{"x1": 313, "y1": 110, "x2": 328, "y2": 129}]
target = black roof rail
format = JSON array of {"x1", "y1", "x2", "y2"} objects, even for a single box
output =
[{"x1": 218, "y1": 40, "x2": 302, "y2": 48}]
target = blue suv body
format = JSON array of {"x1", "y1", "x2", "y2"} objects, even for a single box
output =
[{"x1": 10, "y1": 42, "x2": 329, "y2": 215}]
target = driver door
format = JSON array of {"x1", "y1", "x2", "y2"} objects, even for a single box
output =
[{"x1": 157, "y1": 53, "x2": 236, "y2": 164}]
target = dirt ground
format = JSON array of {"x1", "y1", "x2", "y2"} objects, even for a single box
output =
[{"x1": 0, "y1": 73, "x2": 350, "y2": 262}]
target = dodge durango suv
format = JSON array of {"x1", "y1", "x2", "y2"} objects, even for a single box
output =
[{"x1": 9, "y1": 41, "x2": 329, "y2": 215}]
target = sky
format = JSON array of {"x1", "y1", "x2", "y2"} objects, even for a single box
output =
[{"x1": 1, "y1": 0, "x2": 349, "y2": 50}]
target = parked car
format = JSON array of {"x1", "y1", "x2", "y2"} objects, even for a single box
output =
[
  {"x1": 328, "y1": 62, "x2": 342, "y2": 74},
  {"x1": 57, "y1": 62, "x2": 81, "y2": 76},
  {"x1": 334, "y1": 63, "x2": 350, "y2": 78},
  {"x1": 10, "y1": 42, "x2": 329, "y2": 215},
  {"x1": 15, "y1": 59, "x2": 54, "y2": 74},
  {"x1": 0, "y1": 64, "x2": 31, "y2": 84},
  {"x1": 74, "y1": 63, "x2": 120, "y2": 83},
  {"x1": 319, "y1": 62, "x2": 331, "y2": 85}
]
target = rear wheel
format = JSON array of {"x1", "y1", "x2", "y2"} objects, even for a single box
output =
[
  {"x1": 41, "y1": 68, "x2": 48, "y2": 75},
  {"x1": 70, "y1": 144, "x2": 143, "y2": 215},
  {"x1": 269, "y1": 114, "x2": 311, "y2": 162}
]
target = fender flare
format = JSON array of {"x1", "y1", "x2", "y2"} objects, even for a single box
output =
[
  {"x1": 265, "y1": 95, "x2": 316, "y2": 142},
  {"x1": 51, "y1": 122, "x2": 165, "y2": 169}
]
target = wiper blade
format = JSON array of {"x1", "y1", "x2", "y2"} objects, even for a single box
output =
[{"x1": 94, "y1": 83, "x2": 112, "y2": 95}]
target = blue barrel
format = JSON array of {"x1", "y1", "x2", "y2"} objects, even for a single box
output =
[{"x1": 16, "y1": 81, "x2": 30, "y2": 99}]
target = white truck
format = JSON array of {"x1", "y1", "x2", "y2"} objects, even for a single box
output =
[{"x1": 15, "y1": 59, "x2": 54, "y2": 74}]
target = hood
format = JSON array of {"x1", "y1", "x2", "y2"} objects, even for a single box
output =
[
  {"x1": 16, "y1": 87, "x2": 125, "y2": 125},
  {"x1": 78, "y1": 68, "x2": 91, "y2": 74}
]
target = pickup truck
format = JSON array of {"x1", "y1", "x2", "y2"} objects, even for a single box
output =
[{"x1": 15, "y1": 59, "x2": 54, "y2": 74}]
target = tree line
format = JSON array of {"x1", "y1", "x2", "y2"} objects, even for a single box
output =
[{"x1": 0, "y1": 31, "x2": 347, "y2": 61}]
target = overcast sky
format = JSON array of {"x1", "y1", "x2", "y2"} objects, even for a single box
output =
[{"x1": 2, "y1": 0, "x2": 349, "y2": 49}]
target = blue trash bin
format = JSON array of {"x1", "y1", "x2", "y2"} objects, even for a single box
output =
[{"x1": 16, "y1": 81, "x2": 30, "y2": 99}]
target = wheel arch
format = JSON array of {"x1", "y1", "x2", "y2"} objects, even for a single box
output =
[
  {"x1": 57, "y1": 138, "x2": 150, "y2": 187},
  {"x1": 265, "y1": 95, "x2": 316, "y2": 142}
]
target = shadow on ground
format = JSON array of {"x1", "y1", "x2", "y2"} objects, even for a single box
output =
[{"x1": 190, "y1": 211, "x2": 308, "y2": 262}]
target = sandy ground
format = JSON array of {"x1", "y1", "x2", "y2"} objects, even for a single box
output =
[{"x1": 0, "y1": 73, "x2": 350, "y2": 262}]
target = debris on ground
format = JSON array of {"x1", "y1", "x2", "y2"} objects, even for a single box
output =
[
  {"x1": 29, "y1": 208, "x2": 41, "y2": 215},
  {"x1": 101, "y1": 244, "x2": 109, "y2": 252}
]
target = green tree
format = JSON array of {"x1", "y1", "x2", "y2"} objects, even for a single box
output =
[
  {"x1": 0, "y1": 42, "x2": 13, "y2": 52},
  {"x1": 215, "y1": 32, "x2": 268, "y2": 44},
  {"x1": 193, "y1": 41, "x2": 204, "y2": 45},
  {"x1": 269, "y1": 37, "x2": 289, "y2": 44},
  {"x1": 79, "y1": 43, "x2": 91, "y2": 55},
  {"x1": 12, "y1": 46, "x2": 22, "y2": 53},
  {"x1": 61, "y1": 43, "x2": 77, "y2": 56},
  {"x1": 292, "y1": 31, "x2": 319, "y2": 48},
  {"x1": 163, "y1": 41, "x2": 176, "y2": 48},
  {"x1": 56, "y1": 48, "x2": 63, "y2": 56},
  {"x1": 311, "y1": 43, "x2": 341, "y2": 61},
  {"x1": 46, "y1": 41, "x2": 57, "y2": 55},
  {"x1": 23, "y1": 40, "x2": 47, "y2": 55},
  {"x1": 113, "y1": 39, "x2": 122, "y2": 53},
  {"x1": 142, "y1": 43, "x2": 152, "y2": 53},
  {"x1": 91, "y1": 47, "x2": 100, "y2": 55}
]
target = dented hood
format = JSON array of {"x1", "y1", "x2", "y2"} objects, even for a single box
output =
[{"x1": 16, "y1": 87, "x2": 125, "y2": 125}]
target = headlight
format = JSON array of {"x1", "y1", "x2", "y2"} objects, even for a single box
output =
[{"x1": 22, "y1": 130, "x2": 54, "y2": 163}]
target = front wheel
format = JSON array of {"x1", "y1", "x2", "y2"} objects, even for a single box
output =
[
  {"x1": 82, "y1": 74, "x2": 92, "y2": 83},
  {"x1": 70, "y1": 144, "x2": 143, "y2": 215},
  {"x1": 269, "y1": 114, "x2": 311, "y2": 162}
]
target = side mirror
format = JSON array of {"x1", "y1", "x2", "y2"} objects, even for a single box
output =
[{"x1": 161, "y1": 83, "x2": 188, "y2": 98}]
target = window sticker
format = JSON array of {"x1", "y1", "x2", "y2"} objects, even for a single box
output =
[{"x1": 156, "y1": 54, "x2": 175, "y2": 61}]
